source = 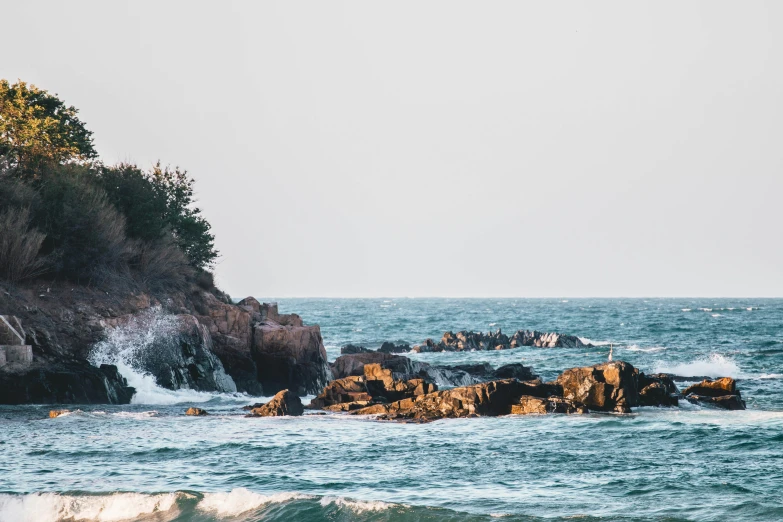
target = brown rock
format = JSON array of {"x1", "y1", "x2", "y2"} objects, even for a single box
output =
[
  {"x1": 639, "y1": 382, "x2": 679, "y2": 407},
  {"x1": 682, "y1": 377, "x2": 737, "y2": 398},
  {"x1": 185, "y1": 407, "x2": 208, "y2": 416},
  {"x1": 309, "y1": 376, "x2": 372, "y2": 409},
  {"x1": 557, "y1": 361, "x2": 638, "y2": 413},
  {"x1": 49, "y1": 409, "x2": 70, "y2": 418},
  {"x1": 510, "y1": 396, "x2": 588, "y2": 415},
  {"x1": 352, "y1": 379, "x2": 533, "y2": 421},
  {"x1": 685, "y1": 394, "x2": 746, "y2": 410},
  {"x1": 247, "y1": 389, "x2": 304, "y2": 417}
]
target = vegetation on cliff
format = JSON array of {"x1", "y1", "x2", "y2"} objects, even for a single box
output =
[{"x1": 0, "y1": 79, "x2": 218, "y2": 289}]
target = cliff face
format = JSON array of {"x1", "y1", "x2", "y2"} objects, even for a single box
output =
[{"x1": 0, "y1": 282, "x2": 331, "y2": 404}]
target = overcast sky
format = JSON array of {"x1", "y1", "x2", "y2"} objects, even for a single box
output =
[{"x1": 3, "y1": 1, "x2": 782, "y2": 297}]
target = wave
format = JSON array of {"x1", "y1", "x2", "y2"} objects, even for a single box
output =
[
  {"x1": 0, "y1": 489, "x2": 499, "y2": 522},
  {"x1": 624, "y1": 345, "x2": 666, "y2": 353},
  {"x1": 653, "y1": 354, "x2": 741, "y2": 378},
  {"x1": 578, "y1": 338, "x2": 612, "y2": 346},
  {"x1": 88, "y1": 307, "x2": 252, "y2": 406}
]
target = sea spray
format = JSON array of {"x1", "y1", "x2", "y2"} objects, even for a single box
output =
[{"x1": 88, "y1": 306, "x2": 238, "y2": 404}]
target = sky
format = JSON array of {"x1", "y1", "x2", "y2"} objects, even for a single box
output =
[{"x1": 3, "y1": 1, "x2": 782, "y2": 297}]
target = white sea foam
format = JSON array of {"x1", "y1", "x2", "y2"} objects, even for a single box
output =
[
  {"x1": 699, "y1": 308, "x2": 713, "y2": 312},
  {"x1": 0, "y1": 492, "x2": 183, "y2": 522},
  {"x1": 758, "y1": 373, "x2": 783, "y2": 380},
  {"x1": 711, "y1": 314, "x2": 721, "y2": 318},
  {"x1": 320, "y1": 496, "x2": 397, "y2": 513},
  {"x1": 653, "y1": 354, "x2": 741, "y2": 378},
  {"x1": 198, "y1": 489, "x2": 310, "y2": 516},
  {"x1": 625, "y1": 345, "x2": 667, "y2": 353},
  {"x1": 681, "y1": 308, "x2": 692, "y2": 312},
  {"x1": 579, "y1": 338, "x2": 612, "y2": 346},
  {"x1": 88, "y1": 307, "x2": 245, "y2": 405}
]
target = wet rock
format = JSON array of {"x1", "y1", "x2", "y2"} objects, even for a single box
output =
[
  {"x1": 363, "y1": 363, "x2": 437, "y2": 402},
  {"x1": 0, "y1": 361, "x2": 135, "y2": 404},
  {"x1": 378, "y1": 342, "x2": 411, "y2": 353},
  {"x1": 247, "y1": 389, "x2": 304, "y2": 417},
  {"x1": 341, "y1": 344, "x2": 370, "y2": 354},
  {"x1": 353, "y1": 379, "x2": 535, "y2": 421},
  {"x1": 415, "y1": 328, "x2": 589, "y2": 352},
  {"x1": 681, "y1": 377, "x2": 744, "y2": 410},
  {"x1": 185, "y1": 407, "x2": 208, "y2": 416},
  {"x1": 49, "y1": 409, "x2": 70, "y2": 418},
  {"x1": 682, "y1": 377, "x2": 737, "y2": 397},
  {"x1": 685, "y1": 394, "x2": 746, "y2": 410},
  {"x1": 309, "y1": 376, "x2": 373, "y2": 409},
  {"x1": 510, "y1": 396, "x2": 588, "y2": 415},
  {"x1": 331, "y1": 352, "x2": 399, "y2": 379},
  {"x1": 557, "y1": 361, "x2": 639, "y2": 413},
  {"x1": 510, "y1": 330, "x2": 588, "y2": 348},
  {"x1": 493, "y1": 363, "x2": 537, "y2": 381},
  {"x1": 638, "y1": 382, "x2": 679, "y2": 407}
]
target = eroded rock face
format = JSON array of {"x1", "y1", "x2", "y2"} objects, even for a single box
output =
[
  {"x1": 557, "y1": 361, "x2": 639, "y2": 413},
  {"x1": 247, "y1": 389, "x2": 304, "y2": 417},
  {"x1": 0, "y1": 362, "x2": 134, "y2": 405}
]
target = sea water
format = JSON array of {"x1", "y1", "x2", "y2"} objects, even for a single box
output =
[{"x1": 1, "y1": 298, "x2": 782, "y2": 521}]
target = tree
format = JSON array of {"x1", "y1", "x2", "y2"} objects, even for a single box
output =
[
  {"x1": 0, "y1": 79, "x2": 96, "y2": 176},
  {"x1": 99, "y1": 162, "x2": 219, "y2": 270}
]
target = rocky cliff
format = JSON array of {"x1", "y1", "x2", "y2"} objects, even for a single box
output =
[{"x1": 0, "y1": 282, "x2": 330, "y2": 404}]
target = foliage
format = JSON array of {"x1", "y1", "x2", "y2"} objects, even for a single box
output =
[
  {"x1": 0, "y1": 207, "x2": 47, "y2": 282},
  {"x1": 99, "y1": 163, "x2": 218, "y2": 269},
  {"x1": 0, "y1": 80, "x2": 96, "y2": 177},
  {"x1": 35, "y1": 165, "x2": 132, "y2": 282}
]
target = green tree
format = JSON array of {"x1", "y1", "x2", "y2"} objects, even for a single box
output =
[
  {"x1": 0, "y1": 80, "x2": 96, "y2": 176},
  {"x1": 99, "y1": 162, "x2": 218, "y2": 269}
]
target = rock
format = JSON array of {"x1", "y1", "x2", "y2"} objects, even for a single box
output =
[
  {"x1": 685, "y1": 394, "x2": 746, "y2": 410},
  {"x1": 49, "y1": 409, "x2": 70, "y2": 418},
  {"x1": 363, "y1": 363, "x2": 437, "y2": 402},
  {"x1": 557, "y1": 361, "x2": 639, "y2": 413},
  {"x1": 252, "y1": 318, "x2": 331, "y2": 396},
  {"x1": 493, "y1": 363, "x2": 537, "y2": 381},
  {"x1": 341, "y1": 344, "x2": 370, "y2": 354},
  {"x1": 0, "y1": 361, "x2": 135, "y2": 404},
  {"x1": 331, "y1": 352, "x2": 400, "y2": 379},
  {"x1": 185, "y1": 407, "x2": 208, "y2": 416},
  {"x1": 247, "y1": 389, "x2": 304, "y2": 417},
  {"x1": 510, "y1": 396, "x2": 588, "y2": 415},
  {"x1": 681, "y1": 377, "x2": 744, "y2": 410},
  {"x1": 416, "y1": 328, "x2": 589, "y2": 352},
  {"x1": 378, "y1": 342, "x2": 411, "y2": 353},
  {"x1": 309, "y1": 376, "x2": 373, "y2": 409},
  {"x1": 511, "y1": 330, "x2": 588, "y2": 348},
  {"x1": 638, "y1": 382, "x2": 679, "y2": 407},
  {"x1": 353, "y1": 379, "x2": 542, "y2": 421},
  {"x1": 682, "y1": 377, "x2": 737, "y2": 397}
]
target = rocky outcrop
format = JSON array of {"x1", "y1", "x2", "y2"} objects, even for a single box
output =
[
  {"x1": 185, "y1": 407, "x2": 208, "y2": 416},
  {"x1": 682, "y1": 378, "x2": 745, "y2": 410},
  {"x1": 413, "y1": 328, "x2": 589, "y2": 352},
  {"x1": 0, "y1": 361, "x2": 135, "y2": 404},
  {"x1": 310, "y1": 363, "x2": 437, "y2": 411},
  {"x1": 511, "y1": 396, "x2": 587, "y2": 415},
  {"x1": 352, "y1": 379, "x2": 552, "y2": 421},
  {"x1": 330, "y1": 351, "x2": 537, "y2": 388},
  {"x1": 557, "y1": 361, "x2": 639, "y2": 413},
  {"x1": 341, "y1": 344, "x2": 370, "y2": 354},
  {"x1": 49, "y1": 409, "x2": 70, "y2": 418},
  {"x1": 247, "y1": 389, "x2": 304, "y2": 417},
  {"x1": 637, "y1": 373, "x2": 679, "y2": 407},
  {"x1": 378, "y1": 342, "x2": 411, "y2": 353}
]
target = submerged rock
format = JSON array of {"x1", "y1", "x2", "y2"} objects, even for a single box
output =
[
  {"x1": 247, "y1": 390, "x2": 304, "y2": 417},
  {"x1": 378, "y1": 342, "x2": 411, "y2": 353},
  {"x1": 185, "y1": 407, "x2": 208, "y2": 416},
  {"x1": 49, "y1": 409, "x2": 70, "y2": 418}
]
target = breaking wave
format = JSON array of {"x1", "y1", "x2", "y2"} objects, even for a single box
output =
[
  {"x1": 653, "y1": 354, "x2": 741, "y2": 378},
  {"x1": 88, "y1": 307, "x2": 247, "y2": 405}
]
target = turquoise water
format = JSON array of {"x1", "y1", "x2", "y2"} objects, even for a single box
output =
[{"x1": 1, "y1": 298, "x2": 782, "y2": 521}]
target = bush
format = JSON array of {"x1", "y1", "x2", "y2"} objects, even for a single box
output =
[
  {"x1": 0, "y1": 207, "x2": 47, "y2": 282},
  {"x1": 130, "y1": 236, "x2": 193, "y2": 291},
  {"x1": 35, "y1": 165, "x2": 133, "y2": 282}
]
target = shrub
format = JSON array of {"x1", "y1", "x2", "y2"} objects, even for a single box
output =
[
  {"x1": 35, "y1": 165, "x2": 133, "y2": 282},
  {"x1": 130, "y1": 236, "x2": 193, "y2": 291},
  {"x1": 0, "y1": 207, "x2": 47, "y2": 282}
]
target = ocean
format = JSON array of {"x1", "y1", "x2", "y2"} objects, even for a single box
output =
[{"x1": 1, "y1": 298, "x2": 782, "y2": 521}]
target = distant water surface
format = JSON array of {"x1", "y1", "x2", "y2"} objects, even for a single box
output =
[{"x1": 1, "y1": 298, "x2": 781, "y2": 521}]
